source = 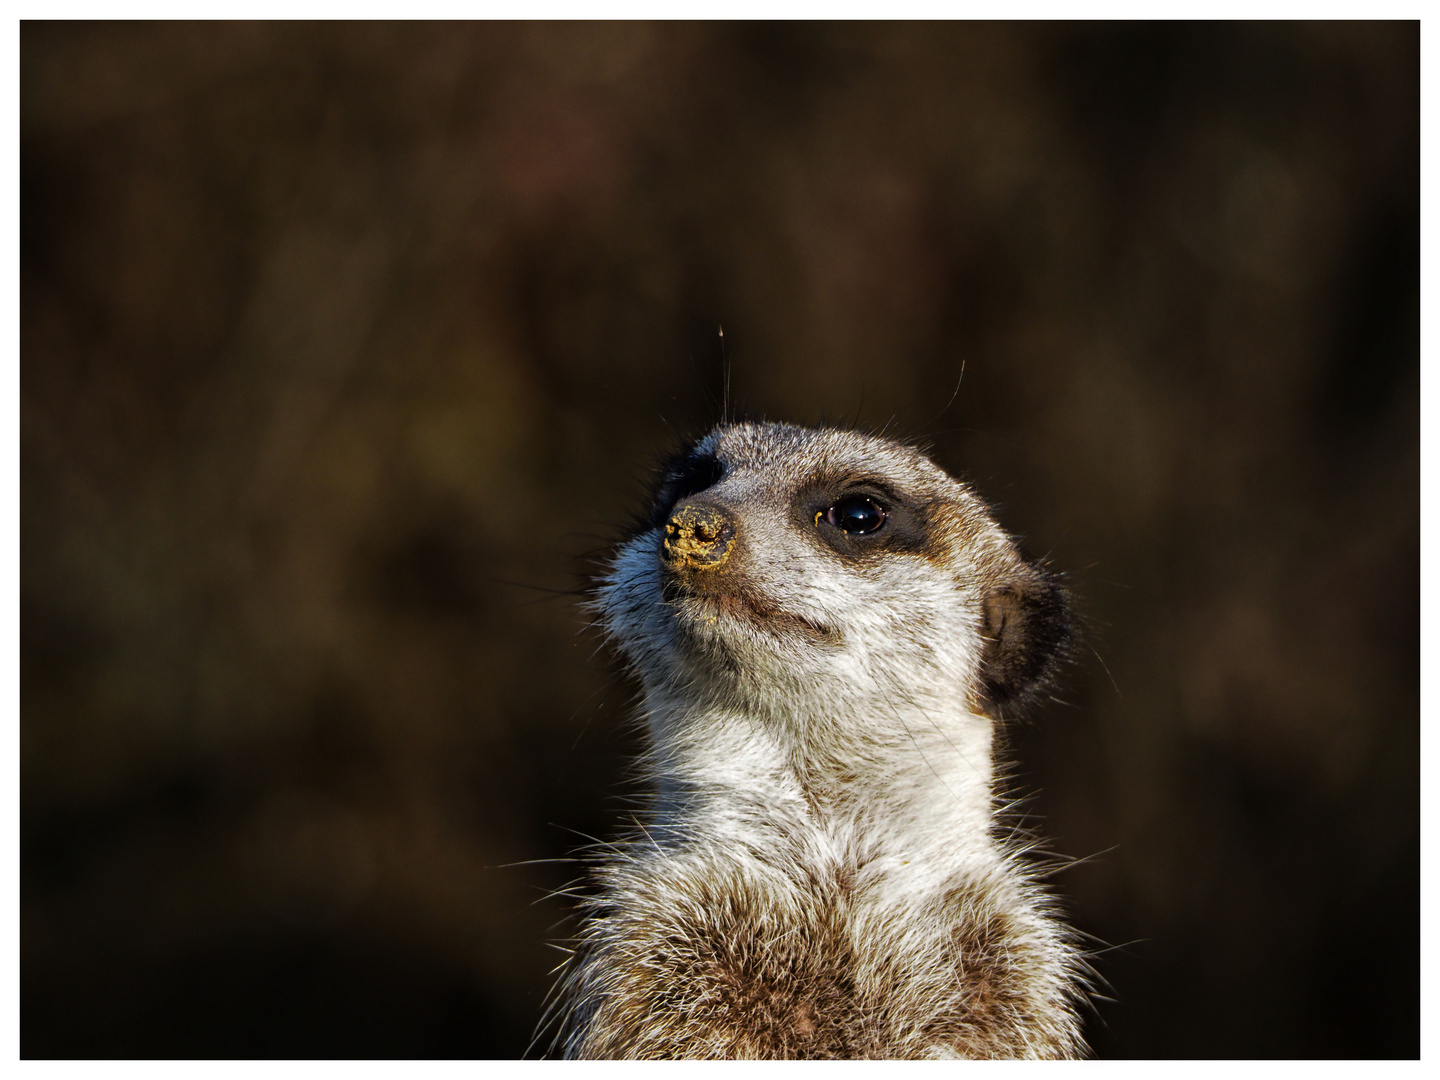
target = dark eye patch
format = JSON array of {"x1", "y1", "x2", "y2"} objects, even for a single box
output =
[
  {"x1": 640, "y1": 449, "x2": 725, "y2": 530},
  {"x1": 796, "y1": 477, "x2": 937, "y2": 560},
  {"x1": 669, "y1": 452, "x2": 724, "y2": 503}
]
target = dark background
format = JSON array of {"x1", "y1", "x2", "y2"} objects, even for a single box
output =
[{"x1": 21, "y1": 22, "x2": 1418, "y2": 1058}]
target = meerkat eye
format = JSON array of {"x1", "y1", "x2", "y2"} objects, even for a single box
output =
[{"x1": 824, "y1": 496, "x2": 887, "y2": 535}]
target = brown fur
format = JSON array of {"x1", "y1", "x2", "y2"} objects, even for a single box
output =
[{"x1": 557, "y1": 854, "x2": 1082, "y2": 1059}]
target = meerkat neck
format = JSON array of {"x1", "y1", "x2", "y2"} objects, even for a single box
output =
[{"x1": 642, "y1": 688, "x2": 1002, "y2": 884}]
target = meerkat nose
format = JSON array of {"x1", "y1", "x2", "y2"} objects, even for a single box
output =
[{"x1": 662, "y1": 502, "x2": 736, "y2": 571}]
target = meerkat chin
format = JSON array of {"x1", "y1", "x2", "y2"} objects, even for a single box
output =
[{"x1": 548, "y1": 421, "x2": 1086, "y2": 1060}]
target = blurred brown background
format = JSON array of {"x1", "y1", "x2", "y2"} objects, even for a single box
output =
[{"x1": 21, "y1": 22, "x2": 1417, "y2": 1058}]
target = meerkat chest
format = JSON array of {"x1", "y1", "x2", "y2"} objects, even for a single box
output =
[{"x1": 578, "y1": 830, "x2": 1042, "y2": 1058}]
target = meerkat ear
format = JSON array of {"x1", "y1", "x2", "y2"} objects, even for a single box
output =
[{"x1": 978, "y1": 564, "x2": 1071, "y2": 716}]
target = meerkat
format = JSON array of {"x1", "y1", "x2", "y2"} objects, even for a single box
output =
[{"x1": 548, "y1": 421, "x2": 1087, "y2": 1059}]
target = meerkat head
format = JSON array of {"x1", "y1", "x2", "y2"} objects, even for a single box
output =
[{"x1": 598, "y1": 422, "x2": 1070, "y2": 760}]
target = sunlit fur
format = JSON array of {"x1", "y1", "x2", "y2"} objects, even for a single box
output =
[{"x1": 549, "y1": 422, "x2": 1087, "y2": 1059}]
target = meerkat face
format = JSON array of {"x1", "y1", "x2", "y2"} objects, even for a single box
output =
[{"x1": 599, "y1": 423, "x2": 1069, "y2": 731}]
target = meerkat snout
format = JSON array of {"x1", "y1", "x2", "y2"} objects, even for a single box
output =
[{"x1": 662, "y1": 502, "x2": 736, "y2": 571}]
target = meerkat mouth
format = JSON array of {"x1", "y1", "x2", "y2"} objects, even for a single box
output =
[
  {"x1": 655, "y1": 494, "x2": 843, "y2": 646},
  {"x1": 711, "y1": 591, "x2": 841, "y2": 645},
  {"x1": 664, "y1": 579, "x2": 840, "y2": 646}
]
